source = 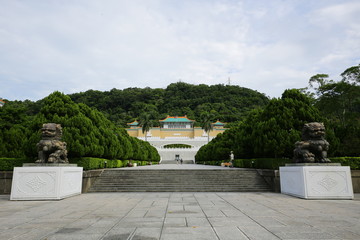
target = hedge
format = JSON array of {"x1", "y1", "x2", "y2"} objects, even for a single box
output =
[
  {"x1": 0, "y1": 158, "x2": 33, "y2": 171},
  {"x1": 330, "y1": 157, "x2": 360, "y2": 170},
  {"x1": 0, "y1": 157, "x2": 158, "y2": 171},
  {"x1": 196, "y1": 158, "x2": 292, "y2": 170},
  {"x1": 70, "y1": 158, "x2": 157, "y2": 170},
  {"x1": 2, "y1": 157, "x2": 358, "y2": 171},
  {"x1": 196, "y1": 157, "x2": 360, "y2": 170}
]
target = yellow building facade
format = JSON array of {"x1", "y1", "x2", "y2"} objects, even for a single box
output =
[{"x1": 126, "y1": 116, "x2": 226, "y2": 139}]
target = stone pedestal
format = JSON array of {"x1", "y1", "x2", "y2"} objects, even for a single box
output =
[
  {"x1": 10, "y1": 164, "x2": 83, "y2": 200},
  {"x1": 280, "y1": 164, "x2": 353, "y2": 199}
]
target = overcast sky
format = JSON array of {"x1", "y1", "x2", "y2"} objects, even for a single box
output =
[{"x1": 0, "y1": 0, "x2": 359, "y2": 101}]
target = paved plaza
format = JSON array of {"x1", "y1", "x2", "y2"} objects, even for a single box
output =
[{"x1": 0, "y1": 191, "x2": 359, "y2": 240}]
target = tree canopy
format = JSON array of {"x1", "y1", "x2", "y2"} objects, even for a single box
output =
[
  {"x1": 306, "y1": 64, "x2": 360, "y2": 156},
  {"x1": 69, "y1": 83, "x2": 269, "y2": 126},
  {"x1": 196, "y1": 89, "x2": 326, "y2": 161},
  {"x1": 1, "y1": 67, "x2": 359, "y2": 162},
  {"x1": 0, "y1": 92, "x2": 159, "y2": 161},
  {"x1": 196, "y1": 64, "x2": 360, "y2": 161}
]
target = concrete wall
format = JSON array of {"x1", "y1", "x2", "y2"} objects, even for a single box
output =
[
  {"x1": 351, "y1": 170, "x2": 360, "y2": 193},
  {"x1": 81, "y1": 169, "x2": 103, "y2": 193},
  {"x1": 0, "y1": 171, "x2": 13, "y2": 194}
]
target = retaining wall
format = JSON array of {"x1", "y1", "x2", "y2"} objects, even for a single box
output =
[{"x1": 1, "y1": 169, "x2": 359, "y2": 194}]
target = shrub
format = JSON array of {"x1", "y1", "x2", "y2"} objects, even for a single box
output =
[
  {"x1": 252, "y1": 158, "x2": 293, "y2": 169},
  {"x1": 0, "y1": 158, "x2": 33, "y2": 171},
  {"x1": 71, "y1": 158, "x2": 128, "y2": 170},
  {"x1": 330, "y1": 157, "x2": 360, "y2": 170},
  {"x1": 197, "y1": 157, "x2": 360, "y2": 170},
  {"x1": 1, "y1": 157, "x2": 158, "y2": 171}
]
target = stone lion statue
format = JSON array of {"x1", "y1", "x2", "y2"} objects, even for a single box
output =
[
  {"x1": 293, "y1": 122, "x2": 331, "y2": 163},
  {"x1": 35, "y1": 123, "x2": 69, "y2": 164}
]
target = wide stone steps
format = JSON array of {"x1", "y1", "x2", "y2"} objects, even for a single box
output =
[{"x1": 88, "y1": 168, "x2": 271, "y2": 192}]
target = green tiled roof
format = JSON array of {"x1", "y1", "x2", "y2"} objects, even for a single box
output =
[
  {"x1": 127, "y1": 120, "x2": 139, "y2": 126},
  {"x1": 159, "y1": 116, "x2": 194, "y2": 123},
  {"x1": 212, "y1": 120, "x2": 225, "y2": 126}
]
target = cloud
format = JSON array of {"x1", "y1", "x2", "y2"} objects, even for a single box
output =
[{"x1": 0, "y1": 0, "x2": 359, "y2": 101}]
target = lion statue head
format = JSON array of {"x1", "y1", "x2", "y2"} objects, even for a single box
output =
[
  {"x1": 301, "y1": 122, "x2": 326, "y2": 141},
  {"x1": 41, "y1": 123, "x2": 63, "y2": 140}
]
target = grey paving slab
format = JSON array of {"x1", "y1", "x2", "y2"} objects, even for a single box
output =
[
  {"x1": 132, "y1": 227, "x2": 161, "y2": 240},
  {"x1": 163, "y1": 217, "x2": 187, "y2": 227},
  {"x1": 161, "y1": 226, "x2": 219, "y2": 240},
  {"x1": 213, "y1": 226, "x2": 249, "y2": 240},
  {"x1": 0, "y1": 193, "x2": 359, "y2": 240},
  {"x1": 186, "y1": 217, "x2": 212, "y2": 228},
  {"x1": 102, "y1": 227, "x2": 136, "y2": 240}
]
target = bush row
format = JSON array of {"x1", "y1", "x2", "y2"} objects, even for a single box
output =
[
  {"x1": 330, "y1": 157, "x2": 360, "y2": 170},
  {"x1": 0, "y1": 158, "x2": 33, "y2": 171},
  {"x1": 0, "y1": 157, "x2": 158, "y2": 171},
  {"x1": 70, "y1": 157, "x2": 158, "y2": 170},
  {"x1": 196, "y1": 157, "x2": 360, "y2": 170},
  {"x1": 196, "y1": 158, "x2": 292, "y2": 170}
]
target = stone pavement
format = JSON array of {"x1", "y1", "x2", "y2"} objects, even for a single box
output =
[{"x1": 0, "y1": 192, "x2": 359, "y2": 240}]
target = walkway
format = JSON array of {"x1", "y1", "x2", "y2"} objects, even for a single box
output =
[
  {"x1": 0, "y1": 192, "x2": 359, "y2": 240},
  {"x1": 122, "y1": 164, "x2": 232, "y2": 170}
]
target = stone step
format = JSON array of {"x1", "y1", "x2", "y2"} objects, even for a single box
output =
[
  {"x1": 89, "y1": 188, "x2": 270, "y2": 192},
  {"x1": 88, "y1": 168, "x2": 271, "y2": 192},
  {"x1": 92, "y1": 182, "x2": 266, "y2": 186}
]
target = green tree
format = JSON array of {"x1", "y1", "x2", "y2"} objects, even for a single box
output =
[
  {"x1": 199, "y1": 112, "x2": 215, "y2": 142},
  {"x1": 139, "y1": 113, "x2": 153, "y2": 141},
  {"x1": 69, "y1": 82, "x2": 269, "y2": 127},
  {"x1": 308, "y1": 64, "x2": 360, "y2": 156},
  {"x1": 196, "y1": 89, "x2": 323, "y2": 161},
  {"x1": 21, "y1": 91, "x2": 160, "y2": 161},
  {"x1": 0, "y1": 102, "x2": 32, "y2": 158}
]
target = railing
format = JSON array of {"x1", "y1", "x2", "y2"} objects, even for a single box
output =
[
  {"x1": 137, "y1": 137, "x2": 214, "y2": 141},
  {"x1": 157, "y1": 147, "x2": 201, "y2": 151}
]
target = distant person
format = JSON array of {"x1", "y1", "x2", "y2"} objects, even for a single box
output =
[
  {"x1": 229, "y1": 151, "x2": 234, "y2": 168},
  {"x1": 180, "y1": 158, "x2": 183, "y2": 164}
]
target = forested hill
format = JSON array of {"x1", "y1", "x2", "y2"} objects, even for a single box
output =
[{"x1": 69, "y1": 82, "x2": 269, "y2": 127}]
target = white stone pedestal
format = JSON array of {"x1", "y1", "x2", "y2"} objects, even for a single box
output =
[
  {"x1": 10, "y1": 165, "x2": 83, "y2": 201},
  {"x1": 280, "y1": 164, "x2": 353, "y2": 199}
]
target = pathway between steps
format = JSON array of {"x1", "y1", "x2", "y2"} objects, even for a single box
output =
[{"x1": 119, "y1": 164, "x2": 235, "y2": 170}]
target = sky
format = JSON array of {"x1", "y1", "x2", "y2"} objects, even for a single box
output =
[{"x1": 0, "y1": 0, "x2": 359, "y2": 101}]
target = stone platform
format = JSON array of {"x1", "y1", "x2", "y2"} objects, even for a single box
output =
[
  {"x1": 10, "y1": 165, "x2": 83, "y2": 201},
  {"x1": 280, "y1": 164, "x2": 354, "y2": 199}
]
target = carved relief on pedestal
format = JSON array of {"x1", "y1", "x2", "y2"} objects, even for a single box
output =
[
  {"x1": 17, "y1": 172, "x2": 56, "y2": 195},
  {"x1": 308, "y1": 171, "x2": 348, "y2": 194},
  {"x1": 317, "y1": 175, "x2": 338, "y2": 191},
  {"x1": 26, "y1": 175, "x2": 47, "y2": 192}
]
